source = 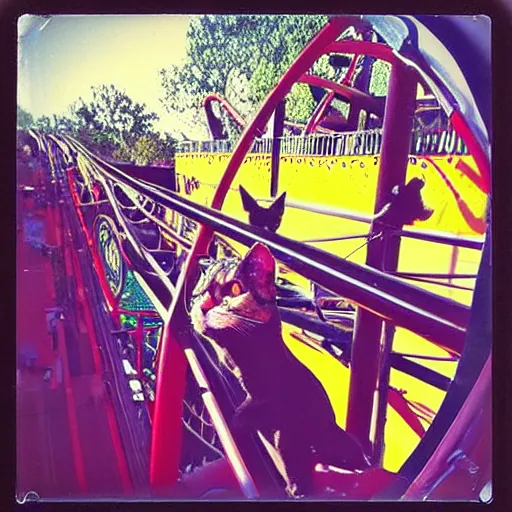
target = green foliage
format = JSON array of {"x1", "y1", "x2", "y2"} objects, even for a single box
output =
[
  {"x1": 17, "y1": 106, "x2": 34, "y2": 129},
  {"x1": 132, "y1": 135, "x2": 162, "y2": 165},
  {"x1": 369, "y1": 60, "x2": 391, "y2": 97},
  {"x1": 158, "y1": 133, "x2": 177, "y2": 160},
  {"x1": 71, "y1": 84, "x2": 159, "y2": 146},
  {"x1": 112, "y1": 133, "x2": 176, "y2": 165},
  {"x1": 285, "y1": 84, "x2": 316, "y2": 124},
  {"x1": 111, "y1": 142, "x2": 134, "y2": 163},
  {"x1": 159, "y1": 15, "x2": 329, "y2": 135},
  {"x1": 29, "y1": 85, "x2": 176, "y2": 163},
  {"x1": 77, "y1": 128, "x2": 119, "y2": 160},
  {"x1": 33, "y1": 115, "x2": 54, "y2": 133}
]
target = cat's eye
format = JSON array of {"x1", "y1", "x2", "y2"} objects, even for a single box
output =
[{"x1": 231, "y1": 282, "x2": 242, "y2": 297}]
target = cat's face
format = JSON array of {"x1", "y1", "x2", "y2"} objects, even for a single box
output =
[
  {"x1": 240, "y1": 186, "x2": 286, "y2": 233},
  {"x1": 248, "y1": 209, "x2": 283, "y2": 233},
  {"x1": 190, "y1": 243, "x2": 277, "y2": 345}
]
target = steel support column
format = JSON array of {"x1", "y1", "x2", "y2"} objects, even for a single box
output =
[
  {"x1": 346, "y1": 61, "x2": 417, "y2": 457},
  {"x1": 270, "y1": 101, "x2": 285, "y2": 197},
  {"x1": 149, "y1": 320, "x2": 188, "y2": 493}
]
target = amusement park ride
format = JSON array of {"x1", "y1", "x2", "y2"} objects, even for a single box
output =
[{"x1": 23, "y1": 15, "x2": 491, "y2": 501}]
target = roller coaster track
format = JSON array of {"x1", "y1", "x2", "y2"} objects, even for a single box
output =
[
  {"x1": 29, "y1": 127, "x2": 491, "y2": 501},
  {"x1": 24, "y1": 14, "x2": 492, "y2": 502}
]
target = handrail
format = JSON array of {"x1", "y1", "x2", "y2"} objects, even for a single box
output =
[
  {"x1": 27, "y1": 11, "x2": 491, "y2": 498},
  {"x1": 61, "y1": 133, "x2": 470, "y2": 355},
  {"x1": 175, "y1": 127, "x2": 469, "y2": 156},
  {"x1": 39, "y1": 131, "x2": 462, "y2": 399},
  {"x1": 257, "y1": 197, "x2": 484, "y2": 250}
]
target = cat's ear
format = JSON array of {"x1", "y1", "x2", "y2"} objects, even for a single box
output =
[
  {"x1": 268, "y1": 191, "x2": 286, "y2": 217},
  {"x1": 239, "y1": 185, "x2": 259, "y2": 213},
  {"x1": 239, "y1": 243, "x2": 276, "y2": 302}
]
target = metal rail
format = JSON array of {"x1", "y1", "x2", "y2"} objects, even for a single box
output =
[
  {"x1": 257, "y1": 197, "x2": 484, "y2": 251},
  {"x1": 27, "y1": 13, "x2": 491, "y2": 500},
  {"x1": 37, "y1": 130, "x2": 477, "y2": 486},
  {"x1": 176, "y1": 127, "x2": 469, "y2": 157},
  {"x1": 62, "y1": 133, "x2": 470, "y2": 355}
]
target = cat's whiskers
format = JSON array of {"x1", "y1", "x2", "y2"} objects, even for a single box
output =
[
  {"x1": 218, "y1": 310, "x2": 264, "y2": 325},
  {"x1": 231, "y1": 323, "x2": 251, "y2": 337}
]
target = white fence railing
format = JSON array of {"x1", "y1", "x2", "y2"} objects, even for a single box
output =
[{"x1": 176, "y1": 128, "x2": 469, "y2": 157}]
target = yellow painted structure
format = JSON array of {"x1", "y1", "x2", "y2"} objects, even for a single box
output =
[{"x1": 173, "y1": 152, "x2": 488, "y2": 472}]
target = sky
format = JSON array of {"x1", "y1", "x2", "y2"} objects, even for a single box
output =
[{"x1": 17, "y1": 15, "x2": 196, "y2": 137}]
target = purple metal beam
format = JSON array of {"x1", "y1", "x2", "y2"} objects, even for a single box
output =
[
  {"x1": 259, "y1": 197, "x2": 484, "y2": 250},
  {"x1": 346, "y1": 62, "x2": 419, "y2": 457},
  {"x1": 270, "y1": 101, "x2": 285, "y2": 197}
]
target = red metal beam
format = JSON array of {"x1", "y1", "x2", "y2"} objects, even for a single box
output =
[
  {"x1": 387, "y1": 388, "x2": 426, "y2": 439},
  {"x1": 303, "y1": 39, "x2": 398, "y2": 134},
  {"x1": 305, "y1": 52, "x2": 360, "y2": 134},
  {"x1": 343, "y1": 52, "x2": 361, "y2": 86},
  {"x1": 402, "y1": 355, "x2": 491, "y2": 500},
  {"x1": 299, "y1": 74, "x2": 385, "y2": 117},
  {"x1": 450, "y1": 110, "x2": 490, "y2": 195},
  {"x1": 149, "y1": 16, "x2": 352, "y2": 493},
  {"x1": 325, "y1": 40, "x2": 397, "y2": 65},
  {"x1": 60, "y1": 207, "x2": 134, "y2": 494},
  {"x1": 203, "y1": 94, "x2": 246, "y2": 127},
  {"x1": 305, "y1": 90, "x2": 337, "y2": 134},
  {"x1": 346, "y1": 61, "x2": 418, "y2": 457},
  {"x1": 67, "y1": 169, "x2": 120, "y2": 315},
  {"x1": 149, "y1": 318, "x2": 188, "y2": 494},
  {"x1": 203, "y1": 92, "x2": 315, "y2": 137}
]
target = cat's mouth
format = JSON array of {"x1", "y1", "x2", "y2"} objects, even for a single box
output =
[
  {"x1": 218, "y1": 311, "x2": 265, "y2": 324},
  {"x1": 215, "y1": 310, "x2": 265, "y2": 324},
  {"x1": 202, "y1": 309, "x2": 266, "y2": 339}
]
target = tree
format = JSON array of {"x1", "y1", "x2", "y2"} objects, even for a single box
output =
[
  {"x1": 111, "y1": 141, "x2": 134, "y2": 163},
  {"x1": 33, "y1": 113, "x2": 77, "y2": 134},
  {"x1": 112, "y1": 132, "x2": 176, "y2": 165},
  {"x1": 24, "y1": 84, "x2": 176, "y2": 163},
  {"x1": 28, "y1": 85, "x2": 172, "y2": 161},
  {"x1": 17, "y1": 106, "x2": 34, "y2": 130},
  {"x1": 71, "y1": 84, "x2": 159, "y2": 146},
  {"x1": 33, "y1": 115, "x2": 54, "y2": 133},
  {"x1": 159, "y1": 15, "x2": 330, "y2": 137},
  {"x1": 132, "y1": 135, "x2": 163, "y2": 165}
]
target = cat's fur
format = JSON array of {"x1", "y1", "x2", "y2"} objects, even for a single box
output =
[
  {"x1": 190, "y1": 243, "x2": 370, "y2": 498},
  {"x1": 239, "y1": 186, "x2": 286, "y2": 233}
]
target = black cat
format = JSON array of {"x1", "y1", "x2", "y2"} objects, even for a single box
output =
[
  {"x1": 374, "y1": 177, "x2": 434, "y2": 228},
  {"x1": 239, "y1": 186, "x2": 286, "y2": 233},
  {"x1": 190, "y1": 243, "x2": 371, "y2": 498}
]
